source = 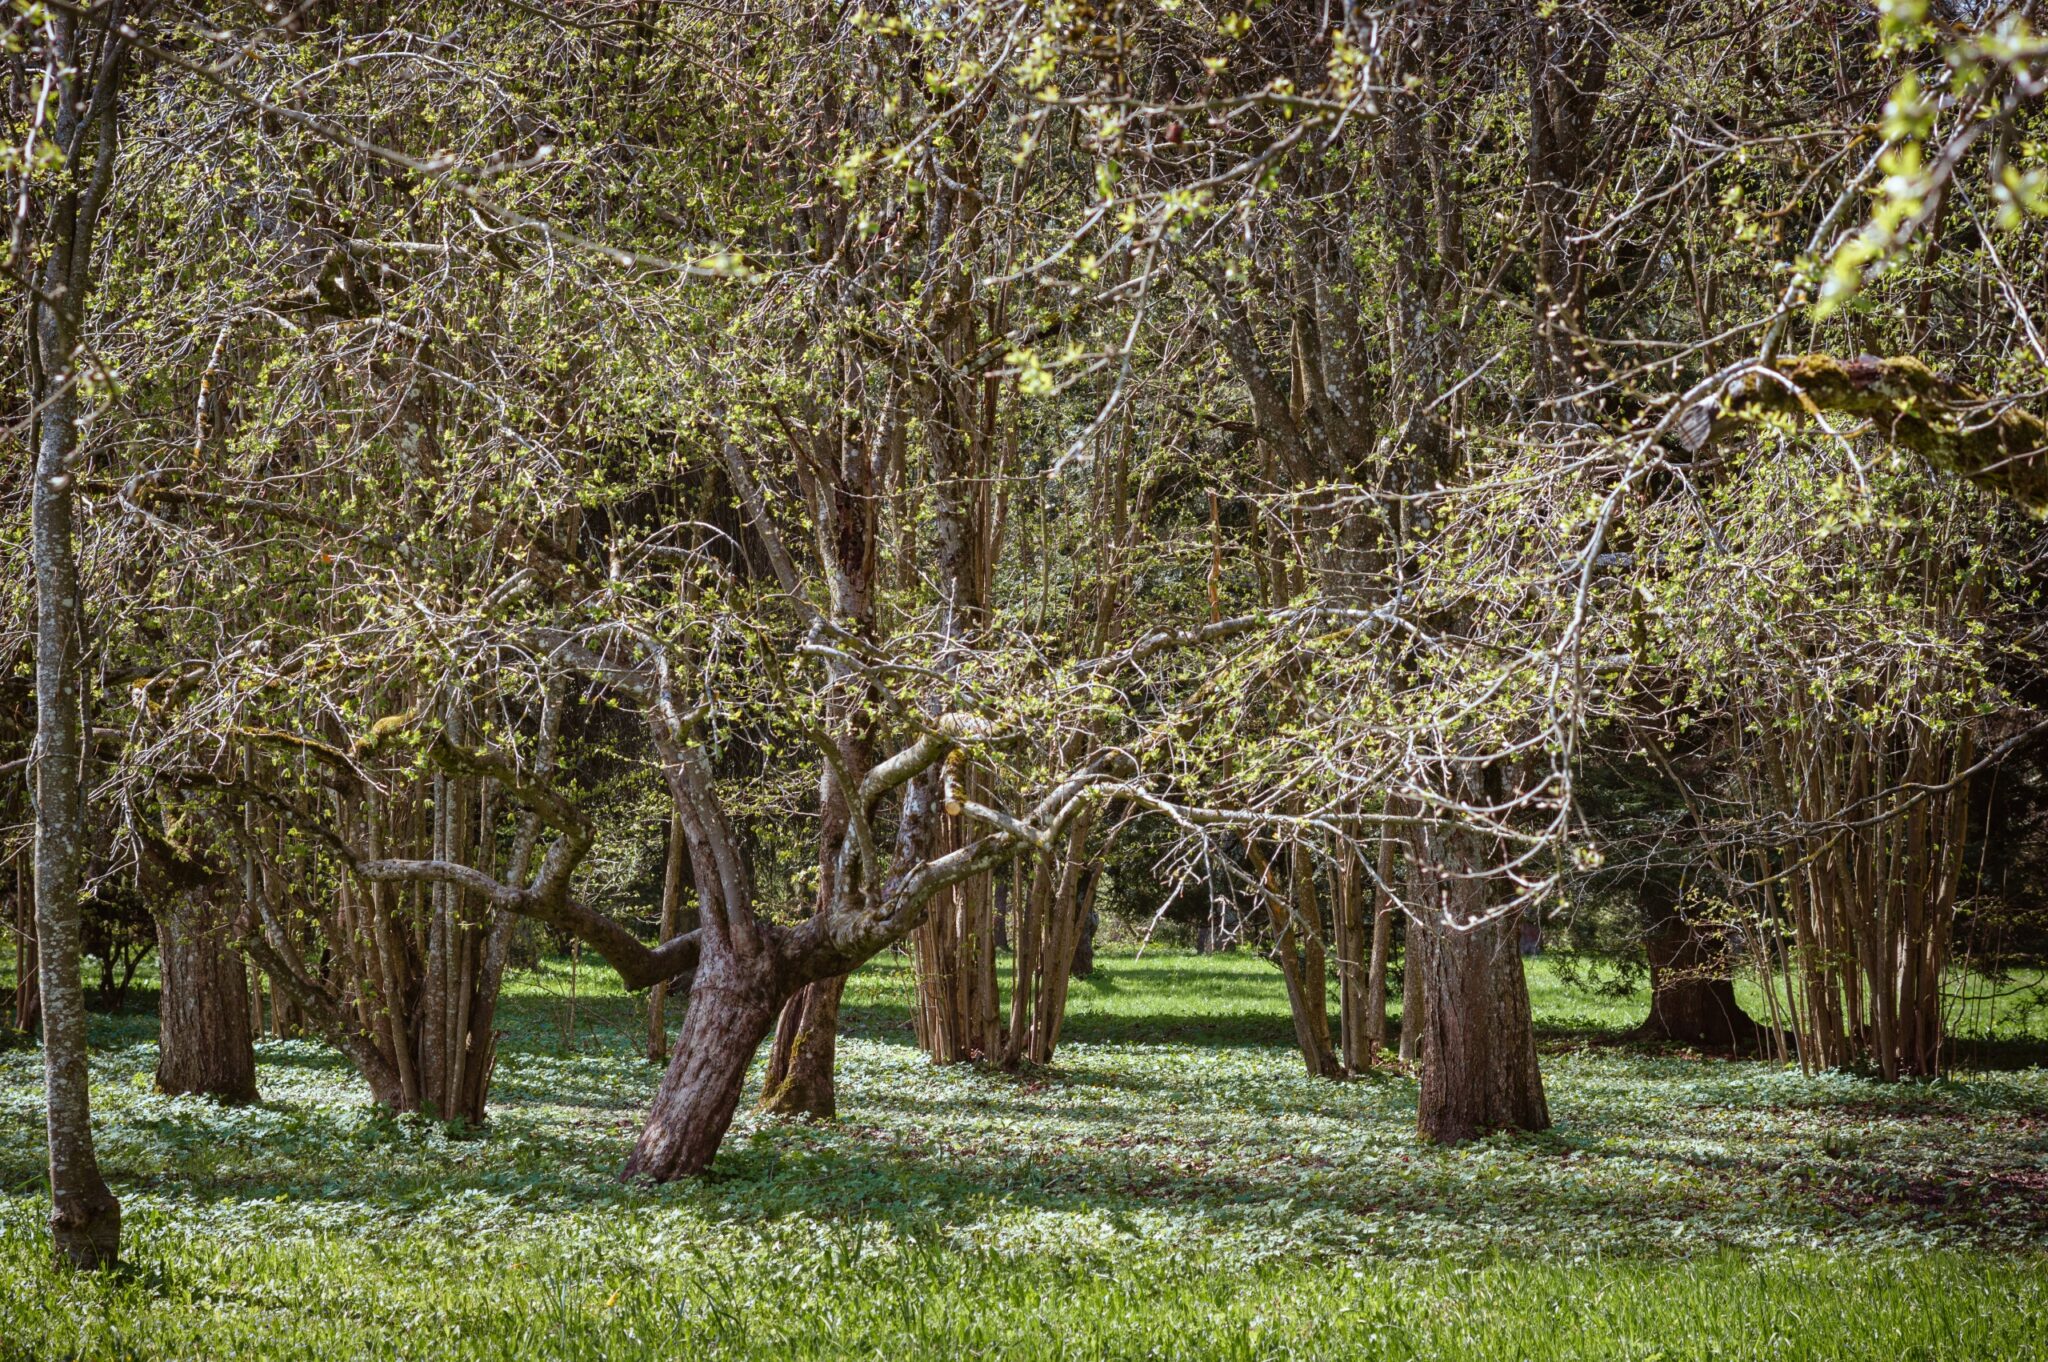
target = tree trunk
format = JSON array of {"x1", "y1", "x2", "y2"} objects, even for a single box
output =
[
  {"x1": 1637, "y1": 917, "x2": 1762, "y2": 1050},
  {"x1": 647, "y1": 809, "x2": 688, "y2": 1063},
  {"x1": 624, "y1": 957, "x2": 784, "y2": 1181},
  {"x1": 1415, "y1": 906, "x2": 1549, "y2": 1143},
  {"x1": 28, "y1": 14, "x2": 123, "y2": 1253},
  {"x1": 1334, "y1": 845, "x2": 1372, "y2": 1071},
  {"x1": 760, "y1": 975, "x2": 845, "y2": 1118},
  {"x1": 1363, "y1": 832, "x2": 1396, "y2": 1056},
  {"x1": 155, "y1": 888, "x2": 257, "y2": 1103},
  {"x1": 1397, "y1": 914, "x2": 1424, "y2": 1063},
  {"x1": 31, "y1": 265, "x2": 121, "y2": 1270},
  {"x1": 10, "y1": 852, "x2": 39, "y2": 1035},
  {"x1": 1258, "y1": 838, "x2": 1341, "y2": 1079}
]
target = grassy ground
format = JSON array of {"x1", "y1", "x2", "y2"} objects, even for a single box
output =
[{"x1": 2, "y1": 947, "x2": 2044, "y2": 1360}]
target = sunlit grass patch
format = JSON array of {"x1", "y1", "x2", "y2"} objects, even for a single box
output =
[{"x1": 1, "y1": 947, "x2": 2043, "y2": 1359}]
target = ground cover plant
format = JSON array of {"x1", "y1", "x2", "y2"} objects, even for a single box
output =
[{"x1": 4, "y1": 948, "x2": 2044, "y2": 1360}]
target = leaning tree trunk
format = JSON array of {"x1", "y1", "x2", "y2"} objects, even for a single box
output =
[
  {"x1": 1255, "y1": 836, "x2": 1341, "y2": 1079},
  {"x1": 155, "y1": 888, "x2": 257, "y2": 1102},
  {"x1": 625, "y1": 951, "x2": 786, "y2": 1181}
]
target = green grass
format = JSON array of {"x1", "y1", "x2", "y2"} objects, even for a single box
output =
[{"x1": 2, "y1": 946, "x2": 2045, "y2": 1360}]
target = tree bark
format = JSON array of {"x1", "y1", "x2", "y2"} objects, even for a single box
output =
[
  {"x1": 10, "y1": 851, "x2": 39, "y2": 1036},
  {"x1": 1363, "y1": 832, "x2": 1396, "y2": 1056},
  {"x1": 624, "y1": 958, "x2": 784, "y2": 1181},
  {"x1": 1636, "y1": 917, "x2": 1762, "y2": 1050},
  {"x1": 647, "y1": 809, "x2": 688, "y2": 1063},
  {"x1": 1414, "y1": 905, "x2": 1549, "y2": 1142},
  {"x1": 1407, "y1": 811, "x2": 1548, "y2": 1143},
  {"x1": 29, "y1": 9, "x2": 125, "y2": 1265},
  {"x1": 1397, "y1": 913, "x2": 1424, "y2": 1063},
  {"x1": 155, "y1": 888, "x2": 257, "y2": 1102},
  {"x1": 760, "y1": 975, "x2": 845, "y2": 1118}
]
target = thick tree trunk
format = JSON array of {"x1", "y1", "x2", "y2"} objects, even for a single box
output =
[
  {"x1": 1637, "y1": 918, "x2": 1762, "y2": 1050},
  {"x1": 155, "y1": 889, "x2": 257, "y2": 1103},
  {"x1": 1415, "y1": 907, "x2": 1549, "y2": 1142},
  {"x1": 624, "y1": 958, "x2": 784, "y2": 1181},
  {"x1": 760, "y1": 974, "x2": 845, "y2": 1118}
]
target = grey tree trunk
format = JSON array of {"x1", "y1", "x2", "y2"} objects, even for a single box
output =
[
  {"x1": 28, "y1": 7, "x2": 128, "y2": 1266},
  {"x1": 29, "y1": 239, "x2": 118, "y2": 1268},
  {"x1": 31, "y1": 388, "x2": 121, "y2": 1262}
]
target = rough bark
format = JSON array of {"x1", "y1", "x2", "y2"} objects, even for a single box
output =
[
  {"x1": 1407, "y1": 812, "x2": 1548, "y2": 1143},
  {"x1": 760, "y1": 975, "x2": 845, "y2": 1118},
  {"x1": 624, "y1": 960, "x2": 784, "y2": 1181},
  {"x1": 155, "y1": 888, "x2": 257, "y2": 1102},
  {"x1": 1675, "y1": 353, "x2": 2048, "y2": 509},
  {"x1": 1415, "y1": 907, "x2": 1550, "y2": 1143}
]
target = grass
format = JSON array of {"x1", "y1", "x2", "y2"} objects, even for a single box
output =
[{"x1": 2, "y1": 946, "x2": 2045, "y2": 1360}]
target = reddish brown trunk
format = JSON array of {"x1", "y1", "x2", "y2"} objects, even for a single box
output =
[
  {"x1": 624, "y1": 959, "x2": 784, "y2": 1181},
  {"x1": 760, "y1": 974, "x2": 845, "y2": 1118},
  {"x1": 155, "y1": 888, "x2": 257, "y2": 1103},
  {"x1": 1416, "y1": 907, "x2": 1549, "y2": 1143},
  {"x1": 1638, "y1": 918, "x2": 1762, "y2": 1050}
]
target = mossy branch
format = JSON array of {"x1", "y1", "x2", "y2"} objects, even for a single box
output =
[{"x1": 1674, "y1": 354, "x2": 2048, "y2": 510}]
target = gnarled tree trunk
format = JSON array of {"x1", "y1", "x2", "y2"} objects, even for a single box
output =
[
  {"x1": 626, "y1": 954, "x2": 786, "y2": 1181},
  {"x1": 1637, "y1": 912, "x2": 1761, "y2": 1050}
]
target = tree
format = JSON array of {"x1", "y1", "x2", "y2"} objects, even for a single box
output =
[{"x1": 15, "y1": 0, "x2": 134, "y2": 1267}]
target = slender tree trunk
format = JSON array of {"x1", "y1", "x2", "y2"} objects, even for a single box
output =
[
  {"x1": 31, "y1": 242, "x2": 120, "y2": 1272},
  {"x1": 647, "y1": 809, "x2": 687, "y2": 1063},
  {"x1": 24, "y1": 2, "x2": 131, "y2": 1266},
  {"x1": 155, "y1": 888, "x2": 257, "y2": 1102},
  {"x1": 1363, "y1": 831, "x2": 1396, "y2": 1055},
  {"x1": 1335, "y1": 846, "x2": 1370, "y2": 1071},
  {"x1": 11, "y1": 852, "x2": 39, "y2": 1035},
  {"x1": 1398, "y1": 914, "x2": 1425, "y2": 1063}
]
